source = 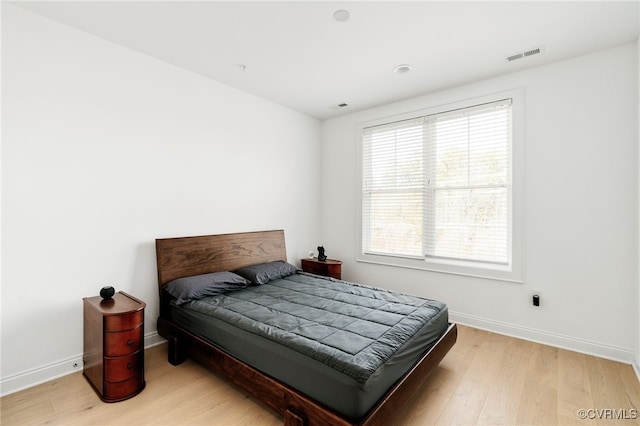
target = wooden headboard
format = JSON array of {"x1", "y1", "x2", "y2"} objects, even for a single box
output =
[{"x1": 155, "y1": 229, "x2": 287, "y2": 295}]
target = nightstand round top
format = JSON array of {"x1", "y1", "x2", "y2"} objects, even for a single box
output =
[{"x1": 83, "y1": 291, "x2": 145, "y2": 315}]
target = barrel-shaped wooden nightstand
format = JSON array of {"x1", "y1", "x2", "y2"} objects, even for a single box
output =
[{"x1": 83, "y1": 291, "x2": 146, "y2": 402}]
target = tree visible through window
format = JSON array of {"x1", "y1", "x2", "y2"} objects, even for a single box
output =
[{"x1": 362, "y1": 99, "x2": 512, "y2": 267}]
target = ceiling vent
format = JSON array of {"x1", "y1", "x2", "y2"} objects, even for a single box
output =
[{"x1": 505, "y1": 46, "x2": 544, "y2": 63}]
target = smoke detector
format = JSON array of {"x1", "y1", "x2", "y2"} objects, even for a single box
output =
[
  {"x1": 333, "y1": 10, "x2": 350, "y2": 22},
  {"x1": 393, "y1": 64, "x2": 413, "y2": 74}
]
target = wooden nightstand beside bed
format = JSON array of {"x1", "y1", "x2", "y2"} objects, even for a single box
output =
[
  {"x1": 83, "y1": 291, "x2": 146, "y2": 402},
  {"x1": 301, "y1": 257, "x2": 342, "y2": 279}
]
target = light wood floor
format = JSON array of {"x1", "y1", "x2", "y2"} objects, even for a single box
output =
[{"x1": 2, "y1": 325, "x2": 639, "y2": 425}]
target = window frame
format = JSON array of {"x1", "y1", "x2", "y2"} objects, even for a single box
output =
[{"x1": 356, "y1": 89, "x2": 524, "y2": 283}]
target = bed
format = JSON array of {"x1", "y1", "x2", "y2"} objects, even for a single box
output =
[{"x1": 155, "y1": 230, "x2": 457, "y2": 426}]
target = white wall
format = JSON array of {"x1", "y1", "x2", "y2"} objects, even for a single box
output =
[
  {"x1": 1, "y1": 5, "x2": 321, "y2": 394},
  {"x1": 321, "y1": 44, "x2": 639, "y2": 364}
]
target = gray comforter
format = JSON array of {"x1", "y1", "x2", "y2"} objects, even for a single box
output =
[{"x1": 186, "y1": 272, "x2": 447, "y2": 384}]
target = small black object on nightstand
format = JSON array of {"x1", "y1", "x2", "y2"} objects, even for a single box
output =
[
  {"x1": 317, "y1": 246, "x2": 327, "y2": 261},
  {"x1": 100, "y1": 286, "x2": 115, "y2": 300}
]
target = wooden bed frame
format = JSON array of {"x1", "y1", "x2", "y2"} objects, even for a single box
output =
[{"x1": 155, "y1": 230, "x2": 457, "y2": 426}]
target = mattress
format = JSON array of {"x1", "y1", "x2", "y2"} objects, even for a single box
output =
[{"x1": 168, "y1": 272, "x2": 448, "y2": 419}]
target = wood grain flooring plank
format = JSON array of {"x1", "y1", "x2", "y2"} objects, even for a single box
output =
[
  {"x1": 515, "y1": 342, "x2": 558, "y2": 425},
  {"x1": 477, "y1": 336, "x2": 533, "y2": 425}
]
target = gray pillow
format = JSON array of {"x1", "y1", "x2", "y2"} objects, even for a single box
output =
[
  {"x1": 165, "y1": 271, "x2": 250, "y2": 305},
  {"x1": 234, "y1": 260, "x2": 298, "y2": 285}
]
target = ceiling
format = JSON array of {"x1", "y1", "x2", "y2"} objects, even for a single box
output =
[{"x1": 10, "y1": 1, "x2": 640, "y2": 120}]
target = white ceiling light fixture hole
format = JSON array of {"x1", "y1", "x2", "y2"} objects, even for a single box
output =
[
  {"x1": 333, "y1": 9, "x2": 350, "y2": 22},
  {"x1": 393, "y1": 64, "x2": 413, "y2": 74}
]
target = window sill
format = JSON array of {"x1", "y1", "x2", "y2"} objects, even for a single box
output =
[{"x1": 356, "y1": 252, "x2": 523, "y2": 283}]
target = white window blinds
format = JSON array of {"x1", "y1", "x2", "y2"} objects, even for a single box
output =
[
  {"x1": 362, "y1": 99, "x2": 512, "y2": 266},
  {"x1": 362, "y1": 118, "x2": 425, "y2": 257}
]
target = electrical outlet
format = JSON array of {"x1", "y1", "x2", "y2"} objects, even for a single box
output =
[{"x1": 532, "y1": 289, "x2": 541, "y2": 307}]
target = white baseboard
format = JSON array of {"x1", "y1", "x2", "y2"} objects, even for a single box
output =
[
  {"x1": 634, "y1": 362, "x2": 640, "y2": 383},
  {"x1": 450, "y1": 311, "x2": 637, "y2": 366},
  {"x1": 0, "y1": 332, "x2": 166, "y2": 398}
]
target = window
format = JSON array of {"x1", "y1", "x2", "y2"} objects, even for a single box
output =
[{"x1": 359, "y1": 91, "x2": 523, "y2": 282}]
